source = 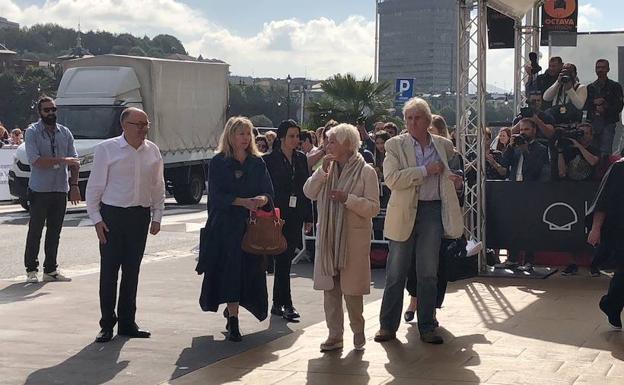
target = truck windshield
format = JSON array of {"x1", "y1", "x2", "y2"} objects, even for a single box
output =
[{"x1": 57, "y1": 106, "x2": 123, "y2": 139}]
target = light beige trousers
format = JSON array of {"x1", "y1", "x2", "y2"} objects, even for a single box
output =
[{"x1": 323, "y1": 275, "x2": 364, "y2": 339}]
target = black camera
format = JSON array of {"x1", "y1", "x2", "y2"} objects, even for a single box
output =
[
  {"x1": 520, "y1": 106, "x2": 534, "y2": 118},
  {"x1": 529, "y1": 52, "x2": 542, "y2": 75},
  {"x1": 560, "y1": 67, "x2": 574, "y2": 83},
  {"x1": 511, "y1": 133, "x2": 529, "y2": 147},
  {"x1": 555, "y1": 129, "x2": 584, "y2": 149}
]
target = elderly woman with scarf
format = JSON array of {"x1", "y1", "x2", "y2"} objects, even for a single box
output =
[{"x1": 303, "y1": 123, "x2": 380, "y2": 352}]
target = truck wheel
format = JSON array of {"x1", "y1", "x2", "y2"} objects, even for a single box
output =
[
  {"x1": 173, "y1": 171, "x2": 204, "y2": 205},
  {"x1": 18, "y1": 198, "x2": 29, "y2": 211}
]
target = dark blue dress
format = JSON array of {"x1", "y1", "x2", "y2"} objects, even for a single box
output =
[{"x1": 196, "y1": 153, "x2": 274, "y2": 321}]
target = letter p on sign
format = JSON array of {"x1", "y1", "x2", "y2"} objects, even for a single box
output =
[
  {"x1": 399, "y1": 80, "x2": 411, "y2": 93},
  {"x1": 395, "y1": 79, "x2": 415, "y2": 103}
]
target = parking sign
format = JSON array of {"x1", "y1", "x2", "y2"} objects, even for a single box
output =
[{"x1": 395, "y1": 79, "x2": 415, "y2": 103}]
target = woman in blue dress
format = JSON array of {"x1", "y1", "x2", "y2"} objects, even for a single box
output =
[{"x1": 196, "y1": 116, "x2": 274, "y2": 342}]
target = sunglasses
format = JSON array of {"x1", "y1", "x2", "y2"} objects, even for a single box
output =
[{"x1": 42, "y1": 107, "x2": 57, "y2": 113}]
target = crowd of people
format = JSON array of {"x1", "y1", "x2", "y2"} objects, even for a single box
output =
[
  {"x1": 17, "y1": 76, "x2": 623, "y2": 352},
  {"x1": 486, "y1": 56, "x2": 624, "y2": 186},
  {"x1": 0, "y1": 123, "x2": 24, "y2": 147},
  {"x1": 480, "y1": 56, "x2": 624, "y2": 275}
]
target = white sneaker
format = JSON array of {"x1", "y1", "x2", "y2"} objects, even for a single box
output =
[
  {"x1": 26, "y1": 271, "x2": 38, "y2": 283},
  {"x1": 42, "y1": 271, "x2": 72, "y2": 282}
]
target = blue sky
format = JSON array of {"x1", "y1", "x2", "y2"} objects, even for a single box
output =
[{"x1": 3, "y1": 0, "x2": 624, "y2": 87}]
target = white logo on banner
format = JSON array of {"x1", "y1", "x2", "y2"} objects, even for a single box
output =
[{"x1": 542, "y1": 202, "x2": 578, "y2": 231}]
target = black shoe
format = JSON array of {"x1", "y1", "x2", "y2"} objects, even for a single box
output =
[
  {"x1": 562, "y1": 264, "x2": 579, "y2": 276},
  {"x1": 270, "y1": 305, "x2": 284, "y2": 317},
  {"x1": 599, "y1": 296, "x2": 622, "y2": 329},
  {"x1": 590, "y1": 266, "x2": 601, "y2": 277},
  {"x1": 282, "y1": 306, "x2": 300, "y2": 320},
  {"x1": 95, "y1": 329, "x2": 114, "y2": 343},
  {"x1": 118, "y1": 326, "x2": 151, "y2": 338},
  {"x1": 226, "y1": 316, "x2": 242, "y2": 342},
  {"x1": 404, "y1": 310, "x2": 415, "y2": 322}
]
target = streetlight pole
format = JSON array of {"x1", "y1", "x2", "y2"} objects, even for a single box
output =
[
  {"x1": 300, "y1": 84, "x2": 306, "y2": 125},
  {"x1": 286, "y1": 74, "x2": 292, "y2": 119}
]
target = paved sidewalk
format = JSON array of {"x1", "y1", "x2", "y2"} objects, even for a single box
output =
[
  {"x1": 1, "y1": 253, "x2": 623, "y2": 385},
  {"x1": 0, "y1": 253, "x2": 384, "y2": 385},
  {"x1": 163, "y1": 273, "x2": 624, "y2": 385}
]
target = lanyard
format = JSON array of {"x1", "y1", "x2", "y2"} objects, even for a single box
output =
[
  {"x1": 280, "y1": 150, "x2": 296, "y2": 193},
  {"x1": 44, "y1": 129, "x2": 56, "y2": 157}
]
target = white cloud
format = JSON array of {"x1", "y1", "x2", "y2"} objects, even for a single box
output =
[
  {"x1": 187, "y1": 16, "x2": 375, "y2": 79},
  {"x1": 577, "y1": 4, "x2": 602, "y2": 31},
  {"x1": 0, "y1": 0, "x2": 375, "y2": 80}
]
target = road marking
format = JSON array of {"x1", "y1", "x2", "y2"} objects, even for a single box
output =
[{"x1": 0, "y1": 250, "x2": 197, "y2": 282}]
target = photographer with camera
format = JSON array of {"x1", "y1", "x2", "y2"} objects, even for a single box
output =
[
  {"x1": 556, "y1": 122, "x2": 599, "y2": 181},
  {"x1": 501, "y1": 119, "x2": 549, "y2": 271},
  {"x1": 525, "y1": 56, "x2": 563, "y2": 111},
  {"x1": 586, "y1": 59, "x2": 624, "y2": 157},
  {"x1": 501, "y1": 118, "x2": 550, "y2": 182},
  {"x1": 543, "y1": 63, "x2": 587, "y2": 125}
]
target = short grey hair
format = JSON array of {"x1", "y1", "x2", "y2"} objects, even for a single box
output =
[
  {"x1": 328, "y1": 123, "x2": 361, "y2": 154},
  {"x1": 120, "y1": 107, "x2": 146, "y2": 125},
  {"x1": 402, "y1": 97, "x2": 432, "y2": 124}
]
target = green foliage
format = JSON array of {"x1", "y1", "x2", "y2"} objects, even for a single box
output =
[
  {"x1": 152, "y1": 34, "x2": 187, "y2": 55},
  {"x1": 306, "y1": 73, "x2": 395, "y2": 129},
  {"x1": 0, "y1": 67, "x2": 61, "y2": 129},
  {"x1": 249, "y1": 114, "x2": 274, "y2": 128},
  {"x1": 0, "y1": 24, "x2": 188, "y2": 60},
  {"x1": 228, "y1": 84, "x2": 289, "y2": 126},
  {"x1": 128, "y1": 46, "x2": 147, "y2": 57}
]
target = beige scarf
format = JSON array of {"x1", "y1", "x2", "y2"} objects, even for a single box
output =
[{"x1": 318, "y1": 152, "x2": 366, "y2": 276}]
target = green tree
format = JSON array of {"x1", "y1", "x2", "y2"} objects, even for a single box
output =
[
  {"x1": 128, "y1": 46, "x2": 147, "y2": 57},
  {"x1": 152, "y1": 34, "x2": 187, "y2": 55},
  {"x1": 249, "y1": 114, "x2": 273, "y2": 128},
  {"x1": 306, "y1": 74, "x2": 394, "y2": 128}
]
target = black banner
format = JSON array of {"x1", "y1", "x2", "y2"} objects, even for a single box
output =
[
  {"x1": 541, "y1": 0, "x2": 578, "y2": 46},
  {"x1": 486, "y1": 181, "x2": 598, "y2": 251},
  {"x1": 487, "y1": 7, "x2": 515, "y2": 49}
]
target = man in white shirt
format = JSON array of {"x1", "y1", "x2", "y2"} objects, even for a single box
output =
[{"x1": 86, "y1": 107, "x2": 166, "y2": 343}]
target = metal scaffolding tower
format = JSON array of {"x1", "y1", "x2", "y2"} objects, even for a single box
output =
[{"x1": 456, "y1": 0, "x2": 487, "y2": 271}]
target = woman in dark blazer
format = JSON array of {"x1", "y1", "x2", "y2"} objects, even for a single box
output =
[
  {"x1": 263, "y1": 120, "x2": 312, "y2": 320},
  {"x1": 196, "y1": 116, "x2": 274, "y2": 342}
]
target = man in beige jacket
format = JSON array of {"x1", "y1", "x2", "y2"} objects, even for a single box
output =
[{"x1": 375, "y1": 97, "x2": 464, "y2": 345}]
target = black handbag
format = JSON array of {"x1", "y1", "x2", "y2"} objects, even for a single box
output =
[{"x1": 443, "y1": 236, "x2": 478, "y2": 282}]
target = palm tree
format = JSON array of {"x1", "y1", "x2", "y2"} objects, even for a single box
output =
[{"x1": 306, "y1": 73, "x2": 397, "y2": 128}]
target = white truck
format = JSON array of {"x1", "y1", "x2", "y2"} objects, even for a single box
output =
[{"x1": 9, "y1": 55, "x2": 229, "y2": 209}]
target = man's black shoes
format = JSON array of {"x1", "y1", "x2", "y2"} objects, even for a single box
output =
[
  {"x1": 282, "y1": 306, "x2": 300, "y2": 321},
  {"x1": 95, "y1": 329, "x2": 114, "y2": 343},
  {"x1": 271, "y1": 305, "x2": 300, "y2": 321},
  {"x1": 118, "y1": 326, "x2": 151, "y2": 338}
]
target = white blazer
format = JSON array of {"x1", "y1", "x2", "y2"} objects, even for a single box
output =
[{"x1": 382, "y1": 133, "x2": 463, "y2": 241}]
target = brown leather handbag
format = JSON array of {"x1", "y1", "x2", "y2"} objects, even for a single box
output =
[{"x1": 241, "y1": 198, "x2": 287, "y2": 256}]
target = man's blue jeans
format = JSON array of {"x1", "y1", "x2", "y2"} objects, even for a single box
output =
[{"x1": 379, "y1": 201, "x2": 443, "y2": 334}]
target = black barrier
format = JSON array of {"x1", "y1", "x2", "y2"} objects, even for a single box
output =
[{"x1": 486, "y1": 181, "x2": 599, "y2": 252}]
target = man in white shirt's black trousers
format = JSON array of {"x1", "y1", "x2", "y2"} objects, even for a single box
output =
[{"x1": 86, "y1": 107, "x2": 166, "y2": 343}]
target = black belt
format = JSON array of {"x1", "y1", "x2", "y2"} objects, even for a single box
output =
[
  {"x1": 418, "y1": 200, "x2": 441, "y2": 204},
  {"x1": 102, "y1": 203, "x2": 149, "y2": 211}
]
